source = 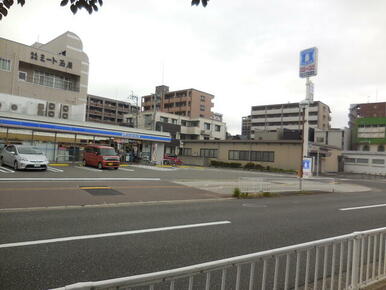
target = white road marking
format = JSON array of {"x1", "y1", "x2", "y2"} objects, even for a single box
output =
[
  {"x1": 47, "y1": 167, "x2": 64, "y2": 173},
  {"x1": 0, "y1": 178, "x2": 161, "y2": 181},
  {"x1": 0, "y1": 221, "x2": 231, "y2": 248},
  {"x1": 340, "y1": 203, "x2": 386, "y2": 211},
  {"x1": 118, "y1": 168, "x2": 135, "y2": 172},
  {"x1": 0, "y1": 166, "x2": 15, "y2": 173},
  {"x1": 75, "y1": 166, "x2": 103, "y2": 172},
  {"x1": 129, "y1": 165, "x2": 178, "y2": 171}
]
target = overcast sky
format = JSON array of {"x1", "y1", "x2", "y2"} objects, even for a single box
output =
[{"x1": 1, "y1": 0, "x2": 385, "y2": 134}]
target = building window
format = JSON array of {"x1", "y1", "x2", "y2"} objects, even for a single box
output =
[
  {"x1": 344, "y1": 158, "x2": 356, "y2": 163},
  {"x1": 377, "y1": 145, "x2": 385, "y2": 152},
  {"x1": 372, "y1": 159, "x2": 385, "y2": 165},
  {"x1": 181, "y1": 148, "x2": 192, "y2": 156},
  {"x1": 171, "y1": 119, "x2": 177, "y2": 124},
  {"x1": 160, "y1": 117, "x2": 168, "y2": 123},
  {"x1": 204, "y1": 123, "x2": 211, "y2": 130},
  {"x1": 362, "y1": 144, "x2": 370, "y2": 151},
  {"x1": 200, "y1": 148, "x2": 218, "y2": 158},
  {"x1": 200, "y1": 95, "x2": 205, "y2": 101},
  {"x1": 181, "y1": 120, "x2": 187, "y2": 126},
  {"x1": 316, "y1": 137, "x2": 324, "y2": 143},
  {"x1": 0, "y1": 58, "x2": 11, "y2": 71},
  {"x1": 215, "y1": 125, "x2": 221, "y2": 132},
  {"x1": 250, "y1": 151, "x2": 274, "y2": 162},
  {"x1": 18, "y1": 71, "x2": 27, "y2": 81},
  {"x1": 200, "y1": 104, "x2": 205, "y2": 111},
  {"x1": 357, "y1": 158, "x2": 369, "y2": 164},
  {"x1": 33, "y1": 70, "x2": 75, "y2": 91}
]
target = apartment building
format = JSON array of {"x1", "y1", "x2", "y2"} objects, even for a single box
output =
[
  {"x1": 241, "y1": 115, "x2": 252, "y2": 138},
  {"x1": 349, "y1": 102, "x2": 386, "y2": 128},
  {"x1": 124, "y1": 111, "x2": 226, "y2": 154},
  {"x1": 250, "y1": 101, "x2": 331, "y2": 137},
  {"x1": 351, "y1": 117, "x2": 386, "y2": 152},
  {"x1": 0, "y1": 31, "x2": 89, "y2": 122},
  {"x1": 86, "y1": 94, "x2": 139, "y2": 125},
  {"x1": 141, "y1": 85, "x2": 214, "y2": 119}
]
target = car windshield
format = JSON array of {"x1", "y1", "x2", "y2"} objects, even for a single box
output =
[
  {"x1": 99, "y1": 148, "x2": 117, "y2": 156},
  {"x1": 17, "y1": 147, "x2": 43, "y2": 155}
]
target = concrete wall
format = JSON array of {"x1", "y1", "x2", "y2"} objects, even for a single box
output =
[{"x1": 343, "y1": 151, "x2": 386, "y2": 175}]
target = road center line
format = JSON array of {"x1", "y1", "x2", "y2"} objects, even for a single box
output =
[
  {"x1": 0, "y1": 221, "x2": 231, "y2": 249},
  {"x1": 339, "y1": 203, "x2": 386, "y2": 211}
]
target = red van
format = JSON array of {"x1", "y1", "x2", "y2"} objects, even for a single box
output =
[{"x1": 83, "y1": 145, "x2": 120, "y2": 169}]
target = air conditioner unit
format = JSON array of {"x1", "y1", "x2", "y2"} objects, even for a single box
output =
[
  {"x1": 37, "y1": 103, "x2": 46, "y2": 116},
  {"x1": 47, "y1": 102, "x2": 57, "y2": 118},
  {"x1": 0, "y1": 101, "x2": 9, "y2": 112},
  {"x1": 60, "y1": 104, "x2": 70, "y2": 119},
  {"x1": 10, "y1": 103, "x2": 23, "y2": 113}
]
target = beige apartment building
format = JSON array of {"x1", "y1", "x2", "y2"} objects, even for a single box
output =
[
  {"x1": 250, "y1": 101, "x2": 331, "y2": 137},
  {"x1": 142, "y1": 85, "x2": 215, "y2": 119},
  {"x1": 0, "y1": 31, "x2": 89, "y2": 109}
]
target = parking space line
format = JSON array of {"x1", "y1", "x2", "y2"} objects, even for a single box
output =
[
  {"x1": 118, "y1": 168, "x2": 135, "y2": 172},
  {"x1": 75, "y1": 166, "x2": 103, "y2": 172},
  {"x1": 0, "y1": 221, "x2": 231, "y2": 249},
  {"x1": 47, "y1": 167, "x2": 64, "y2": 173},
  {"x1": 339, "y1": 203, "x2": 386, "y2": 211},
  {"x1": 0, "y1": 166, "x2": 15, "y2": 173}
]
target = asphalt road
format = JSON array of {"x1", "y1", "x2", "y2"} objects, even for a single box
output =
[{"x1": 1, "y1": 180, "x2": 385, "y2": 290}]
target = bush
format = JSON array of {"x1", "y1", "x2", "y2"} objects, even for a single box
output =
[
  {"x1": 233, "y1": 187, "x2": 241, "y2": 198},
  {"x1": 243, "y1": 162, "x2": 255, "y2": 170},
  {"x1": 210, "y1": 160, "x2": 242, "y2": 168}
]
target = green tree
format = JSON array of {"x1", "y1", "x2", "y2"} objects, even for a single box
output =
[{"x1": 0, "y1": 0, "x2": 209, "y2": 20}]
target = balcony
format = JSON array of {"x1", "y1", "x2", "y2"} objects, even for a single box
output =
[{"x1": 25, "y1": 74, "x2": 79, "y2": 92}]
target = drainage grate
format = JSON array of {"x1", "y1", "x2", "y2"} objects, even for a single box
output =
[{"x1": 79, "y1": 186, "x2": 122, "y2": 196}]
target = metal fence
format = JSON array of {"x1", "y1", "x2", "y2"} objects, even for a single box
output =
[
  {"x1": 53, "y1": 227, "x2": 386, "y2": 290},
  {"x1": 239, "y1": 177, "x2": 336, "y2": 193}
]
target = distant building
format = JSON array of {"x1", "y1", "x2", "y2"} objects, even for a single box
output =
[
  {"x1": 314, "y1": 128, "x2": 351, "y2": 151},
  {"x1": 351, "y1": 117, "x2": 386, "y2": 152},
  {"x1": 0, "y1": 31, "x2": 89, "y2": 121},
  {"x1": 86, "y1": 94, "x2": 139, "y2": 125},
  {"x1": 141, "y1": 85, "x2": 214, "y2": 119},
  {"x1": 124, "y1": 111, "x2": 226, "y2": 154},
  {"x1": 349, "y1": 102, "x2": 386, "y2": 128},
  {"x1": 250, "y1": 101, "x2": 331, "y2": 138},
  {"x1": 241, "y1": 115, "x2": 252, "y2": 139}
]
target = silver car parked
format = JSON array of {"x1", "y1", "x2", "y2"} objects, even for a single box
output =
[{"x1": 0, "y1": 145, "x2": 49, "y2": 170}]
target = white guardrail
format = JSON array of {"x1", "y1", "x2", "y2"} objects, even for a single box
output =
[
  {"x1": 239, "y1": 177, "x2": 336, "y2": 193},
  {"x1": 53, "y1": 227, "x2": 386, "y2": 290}
]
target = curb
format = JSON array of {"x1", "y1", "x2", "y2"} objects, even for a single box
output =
[{"x1": 0, "y1": 198, "x2": 234, "y2": 213}]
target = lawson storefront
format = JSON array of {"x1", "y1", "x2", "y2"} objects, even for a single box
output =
[{"x1": 0, "y1": 113, "x2": 171, "y2": 163}]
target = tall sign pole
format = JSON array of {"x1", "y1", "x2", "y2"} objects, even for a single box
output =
[{"x1": 299, "y1": 47, "x2": 318, "y2": 180}]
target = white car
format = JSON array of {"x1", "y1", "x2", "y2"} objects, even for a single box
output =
[{"x1": 0, "y1": 145, "x2": 49, "y2": 170}]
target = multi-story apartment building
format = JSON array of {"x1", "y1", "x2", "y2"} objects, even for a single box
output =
[
  {"x1": 241, "y1": 115, "x2": 252, "y2": 138},
  {"x1": 124, "y1": 111, "x2": 226, "y2": 154},
  {"x1": 349, "y1": 102, "x2": 386, "y2": 128},
  {"x1": 141, "y1": 85, "x2": 214, "y2": 119},
  {"x1": 351, "y1": 117, "x2": 386, "y2": 152},
  {"x1": 250, "y1": 101, "x2": 331, "y2": 138},
  {"x1": 86, "y1": 94, "x2": 139, "y2": 125},
  {"x1": 0, "y1": 31, "x2": 89, "y2": 122}
]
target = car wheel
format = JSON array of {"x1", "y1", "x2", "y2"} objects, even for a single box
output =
[
  {"x1": 114, "y1": 167, "x2": 119, "y2": 170},
  {"x1": 0, "y1": 157, "x2": 4, "y2": 166},
  {"x1": 83, "y1": 159, "x2": 87, "y2": 167},
  {"x1": 14, "y1": 161, "x2": 19, "y2": 171},
  {"x1": 97, "y1": 162, "x2": 103, "y2": 170}
]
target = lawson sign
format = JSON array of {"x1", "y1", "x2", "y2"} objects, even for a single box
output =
[{"x1": 299, "y1": 47, "x2": 318, "y2": 78}]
